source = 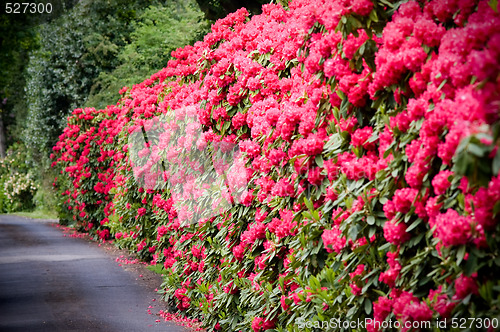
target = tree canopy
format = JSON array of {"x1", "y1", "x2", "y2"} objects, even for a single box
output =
[{"x1": 18, "y1": 0, "x2": 209, "y2": 158}]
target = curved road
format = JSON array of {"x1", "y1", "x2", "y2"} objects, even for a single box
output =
[{"x1": 0, "y1": 215, "x2": 186, "y2": 332}]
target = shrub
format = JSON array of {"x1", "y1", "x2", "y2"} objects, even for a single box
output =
[
  {"x1": 0, "y1": 142, "x2": 38, "y2": 212},
  {"x1": 52, "y1": 0, "x2": 500, "y2": 331}
]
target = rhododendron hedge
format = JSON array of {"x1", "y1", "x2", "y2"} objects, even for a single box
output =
[{"x1": 52, "y1": 0, "x2": 500, "y2": 331}]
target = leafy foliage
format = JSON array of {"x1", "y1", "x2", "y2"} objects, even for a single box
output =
[
  {"x1": 22, "y1": 0, "x2": 192, "y2": 156},
  {"x1": 0, "y1": 143, "x2": 38, "y2": 212},
  {"x1": 85, "y1": 0, "x2": 209, "y2": 110}
]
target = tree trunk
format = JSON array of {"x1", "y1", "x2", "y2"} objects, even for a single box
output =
[{"x1": 0, "y1": 114, "x2": 6, "y2": 158}]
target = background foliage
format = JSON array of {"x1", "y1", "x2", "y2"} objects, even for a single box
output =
[
  {"x1": 0, "y1": 0, "x2": 212, "y2": 214},
  {"x1": 0, "y1": 0, "x2": 79, "y2": 150},
  {"x1": 0, "y1": 143, "x2": 38, "y2": 212},
  {"x1": 85, "y1": 0, "x2": 209, "y2": 110}
]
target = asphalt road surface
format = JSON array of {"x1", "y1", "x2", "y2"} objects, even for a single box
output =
[{"x1": 0, "y1": 215, "x2": 187, "y2": 332}]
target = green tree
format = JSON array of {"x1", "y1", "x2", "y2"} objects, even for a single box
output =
[
  {"x1": 0, "y1": 0, "x2": 79, "y2": 153},
  {"x1": 22, "y1": 0, "x2": 151, "y2": 157},
  {"x1": 0, "y1": 10, "x2": 38, "y2": 157},
  {"x1": 22, "y1": 0, "x2": 209, "y2": 158},
  {"x1": 85, "y1": 0, "x2": 210, "y2": 109}
]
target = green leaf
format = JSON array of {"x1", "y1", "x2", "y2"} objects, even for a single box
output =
[
  {"x1": 405, "y1": 219, "x2": 421, "y2": 232},
  {"x1": 346, "y1": 306, "x2": 357, "y2": 318},
  {"x1": 456, "y1": 245, "x2": 466, "y2": 266},
  {"x1": 309, "y1": 276, "x2": 321, "y2": 290},
  {"x1": 359, "y1": 42, "x2": 366, "y2": 55},
  {"x1": 367, "y1": 215, "x2": 375, "y2": 225},
  {"x1": 493, "y1": 201, "x2": 500, "y2": 217},
  {"x1": 364, "y1": 298, "x2": 372, "y2": 314},
  {"x1": 436, "y1": 79, "x2": 447, "y2": 91},
  {"x1": 340, "y1": 98, "x2": 349, "y2": 118},
  {"x1": 468, "y1": 143, "x2": 486, "y2": 157},
  {"x1": 368, "y1": 226, "x2": 377, "y2": 238},
  {"x1": 348, "y1": 223, "x2": 360, "y2": 240},
  {"x1": 490, "y1": 0, "x2": 499, "y2": 12},
  {"x1": 304, "y1": 197, "x2": 314, "y2": 211},
  {"x1": 493, "y1": 149, "x2": 500, "y2": 176},
  {"x1": 315, "y1": 155, "x2": 324, "y2": 168}
]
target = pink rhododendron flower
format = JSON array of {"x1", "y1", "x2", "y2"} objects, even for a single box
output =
[
  {"x1": 379, "y1": 251, "x2": 401, "y2": 287},
  {"x1": 251, "y1": 317, "x2": 275, "y2": 332},
  {"x1": 432, "y1": 170, "x2": 453, "y2": 195},
  {"x1": 453, "y1": 273, "x2": 478, "y2": 300},
  {"x1": 383, "y1": 219, "x2": 411, "y2": 246},
  {"x1": 351, "y1": 126, "x2": 374, "y2": 149},
  {"x1": 432, "y1": 209, "x2": 471, "y2": 247},
  {"x1": 322, "y1": 226, "x2": 346, "y2": 253},
  {"x1": 429, "y1": 286, "x2": 455, "y2": 318}
]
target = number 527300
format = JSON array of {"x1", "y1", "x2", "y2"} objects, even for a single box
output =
[
  {"x1": 451, "y1": 317, "x2": 499, "y2": 329},
  {"x1": 5, "y1": 2, "x2": 53, "y2": 14}
]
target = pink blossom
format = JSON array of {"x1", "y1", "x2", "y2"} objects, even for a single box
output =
[
  {"x1": 251, "y1": 317, "x2": 275, "y2": 332},
  {"x1": 383, "y1": 219, "x2": 411, "y2": 246},
  {"x1": 368, "y1": 296, "x2": 393, "y2": 332},
  {"x1": 351, "y1": 127, "x2": 374, "y2": 149},
  {"x1": 280, "y1": 295, "x2": 290, "y2": 311},
  {"x1": 429, "y1": 286, "x2": 455, "y2": 318},
  {"x1": 351, "y1": 284, "x2": 362, "y2": 295},
  {"x1": 401, "y1": 301, "x2": 433, "y2": 325},
  {"x1": 379, "y1": 251, "x2": 401, "y2": 287},
  {"x1": 322, "y1": 226, "x2": 346, "y2": 254},
  {"x1": 349, "y1": 264, "x2": 365, "y2": 279},
  {"x1": 453, "y1": 273, "x2": 478, "y2": 300},
  {"x1": 432, "y1": 170, "x2": 453, "y2": 195},
  {"x1": 307, "y1": 167, "x2": 324, "y2": 186},
  {"x1": 268, "y1": 209, "x2": 297, "y2": 239},
  {"x1": 271, "y1": 178, "x2": 295, "y2": 197},
  {"x1": 433, "y1": 209, "x2": 471, "y2": 247},
  {"x1": 392, "y1": 188, "x2": 419, "y2": 214}
]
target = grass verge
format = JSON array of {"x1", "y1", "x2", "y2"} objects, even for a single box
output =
[{"x1": 11, "y1": 209, "x2": 58, "y2": 220}]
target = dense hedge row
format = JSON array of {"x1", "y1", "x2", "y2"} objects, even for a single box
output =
[{"x1": 52, "y1": 0, "x2": 500, "y2": 331}]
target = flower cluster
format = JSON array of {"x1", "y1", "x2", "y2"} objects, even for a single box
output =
[
  {"x1": 0, "y1": 143, "x2": 39, "y2": 212},
  {"x1": 2, "y1": 172, "x2": 38, "y2": 204},
  {"x1": 51, "y1": 0, "x2": 500, "y2": 331}
]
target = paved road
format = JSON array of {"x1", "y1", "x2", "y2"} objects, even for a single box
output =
[{"x1": 0, "y1": 215, "x2": 186, "y2": 332}]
